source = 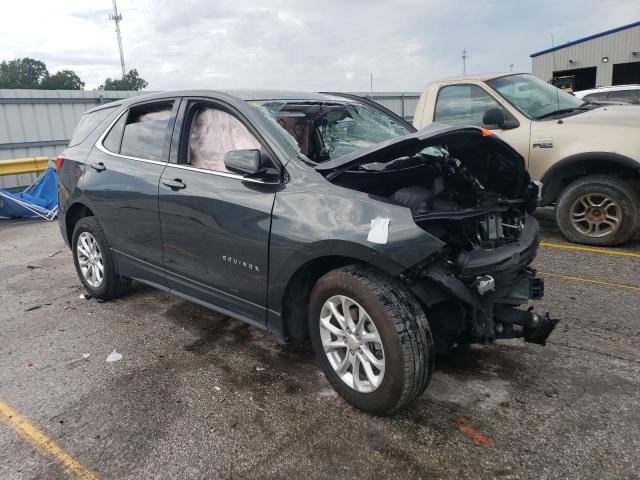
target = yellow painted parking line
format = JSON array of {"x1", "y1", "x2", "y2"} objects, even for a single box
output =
[
  {"x1": 0, "y1": 398, "x2": 98, "y2": 480},
  {"x1": 540, "y1": 241, "x2": 640, "y2": 259},
  {"x1": 539, "y1": 271, "x2": 640, "y2": 293}
]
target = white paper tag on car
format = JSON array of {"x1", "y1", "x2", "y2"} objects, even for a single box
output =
[{"x1": 367, "y1": 217, "x2": 390, "y2": 244}]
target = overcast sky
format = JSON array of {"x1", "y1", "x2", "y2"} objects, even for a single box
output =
[{"x1": 1, "y1": 0, "x2": 638, "y2": 91}]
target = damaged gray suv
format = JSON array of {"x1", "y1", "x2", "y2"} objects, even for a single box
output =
[{"x1": 57, "y1": 90, "x2": 556, "y2": 414}]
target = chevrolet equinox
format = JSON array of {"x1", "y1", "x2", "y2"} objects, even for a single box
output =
[{"x1": 57, "y1": 90, "x2": 556, "y2": 414}]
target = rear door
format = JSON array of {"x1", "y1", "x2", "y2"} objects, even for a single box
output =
[
  {"x1": 82, "y1": 98, "x2": 178, "y2": 288},
  {"x1": 158, "y1": 98, "x2": 280, "y2": 327}
]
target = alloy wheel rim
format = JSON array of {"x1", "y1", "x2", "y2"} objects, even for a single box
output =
[
  {"x1": 569, "y1": 193, "x2": 621, "y2": 238},
  {"x1": 319, "y1": 295, "x2": 385, "y2": 393},
  {"x1": 76, "y1": 231, "x2": 104, "y2": 288}
]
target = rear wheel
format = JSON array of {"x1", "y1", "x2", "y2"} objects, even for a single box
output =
[
  {"x1": 308, "y1": 266, "x2": 433, "y2": 415},
  {"x1": 555, "y1": 175, "x2": 639, "y2": 246},
  {"x1": 72, "y1": 217, "x2": 131, "y2": 299}
]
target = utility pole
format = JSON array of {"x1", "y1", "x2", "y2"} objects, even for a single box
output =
[
  {"x1": 110, "y1": 0, "x2": 126, "y2": 78},
  {"x1": 462, "y1": 50, "x2": 467, "y2": 75},
  {"x1": 510, "y1": 64, "x2": 514, "y2": 72},
  {"x1": 370, "y1": 73, "x2": 373, "y2": 99}
]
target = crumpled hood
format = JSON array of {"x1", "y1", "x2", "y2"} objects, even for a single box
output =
[{"x1": 316, "y1": 123, "x2": 531, "y2": 198}]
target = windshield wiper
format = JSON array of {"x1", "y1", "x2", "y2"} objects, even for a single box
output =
[{"x1": 534, "y1": 106, "x2": 590, "y2": 120}]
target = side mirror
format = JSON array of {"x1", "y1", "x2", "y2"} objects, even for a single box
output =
[
  {"x1": 224, "y1": 149, "x2": 262, "y2": 175},
  {"x1": 482, "y1": 107, "x2": 505, "y2": 125},
  {"x1": 482, "y1": 107, "x2": 520, "y2": 130}
]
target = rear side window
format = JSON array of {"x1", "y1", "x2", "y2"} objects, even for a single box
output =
[
  {"x1": 102, "y1": 101, "x2": 174, "y2": 161},
  {"x1": 68, "y1": 106, "x2": 116, "y2": 147},
  {"x1": 120, "y1": 104, "x2": 173, "y2": 161}
]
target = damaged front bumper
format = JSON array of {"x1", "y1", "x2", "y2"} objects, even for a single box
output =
[{"x1": 405, "y1": 214, "x2": 558, "y2": 350}]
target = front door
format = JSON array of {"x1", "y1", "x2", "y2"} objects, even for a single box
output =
[
  {"x1": 158, "y1": 99, "x2": 279, "y2": 327},
  {"x1": 432, "y1": 83, "x2": 531, "y2": 162},
  {"x1": 82, "y1": 98, "x2": 178, "y2": 287}
]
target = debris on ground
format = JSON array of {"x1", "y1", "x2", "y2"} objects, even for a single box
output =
[
  {"x1": 82, "y1": 353, "x2": 91, "y2": 361},
  {"x1": 48, "y1": 250, "x2": 62, "y2": 257},
  {"x1": 27, "y1": 264, "x2": 41, "y2": 269},
  {"x1": 457, "y1": 419, "x2": 492, "y2": 447},
  {"x1": 79, "y1": 293, "x2": 92, "y2": 300},
  {"x1": 106, "y1": 351, "x2": 123, "y2": 363},
  {"x1": 24, "y1": 305, "x2": 42, "y2": 312}
]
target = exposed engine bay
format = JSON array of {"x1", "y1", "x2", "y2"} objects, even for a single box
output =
[{"x1": 329, "y1": 145, "x2": 536, "y2": 255}]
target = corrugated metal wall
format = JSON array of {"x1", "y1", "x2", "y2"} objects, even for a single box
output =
[
  {"x1": 0, "y1": 89, "x2": 419, "y2": 189},
  {"x1": 349, "y1": 92, "x2": 421, "y2": 120},
  {"x1": 0, "y1": 89, "x2": 144, "y2": 188},
  {"x1": 531, "y1": 24, "x2": 640, "y2": 86}
]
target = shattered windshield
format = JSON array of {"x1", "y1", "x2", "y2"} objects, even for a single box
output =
[
  {"x1": 488, "y1": 74, "x2": 588, "y2": 120},
  {"x1": 248, "y1": 99, "x2": 411, "y2": 163}
]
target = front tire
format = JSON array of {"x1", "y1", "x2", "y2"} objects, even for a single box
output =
[
  {"x1": 555, "y1": 175, "x2": 639, "y2": 246},
  {"x1": 72, "y1": 217, "x2": 131, "y2": 300},
  {"x1": 308, "y1": 266, "x2": 433, "y2": 415}
]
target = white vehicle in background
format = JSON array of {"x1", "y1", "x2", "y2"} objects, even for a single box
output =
[{"x1": 574, "y1": 85, "x2": 640, "y2": 105}]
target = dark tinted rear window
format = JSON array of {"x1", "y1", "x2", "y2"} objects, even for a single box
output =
[
  {"x1": 119, "y1": 104, "x2": 173, "y2": 161},
  {"x1": 68, "y1": 107, "x2": 116, "y2": 147}
]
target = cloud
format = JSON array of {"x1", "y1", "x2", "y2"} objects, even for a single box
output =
[{"x1": 1, "y1": 0, "x2": 638, "y2": 91}]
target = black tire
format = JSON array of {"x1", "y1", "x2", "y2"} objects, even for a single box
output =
[
  {"x1": 555, "y1": 175, "x2": 639, "y2": 246},
  {"x1": 72, "y1": 216, "x2": 131, "y2": 300},
  {"x1": 308, "y1": 265, "x2": 433, "y2": 415}
]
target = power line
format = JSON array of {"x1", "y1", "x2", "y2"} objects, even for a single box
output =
[{"x1": 109, "y1": 0, "x2": 126, "y2": 78}]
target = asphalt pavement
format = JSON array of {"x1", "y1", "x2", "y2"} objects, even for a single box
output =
[{"x1": 0, "y1": 208, "x2": 638, "y2": 479}]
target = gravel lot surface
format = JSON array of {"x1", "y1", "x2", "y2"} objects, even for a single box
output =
[{"x1": 1, "y1": 209, "x2": 638, "y2": 479}]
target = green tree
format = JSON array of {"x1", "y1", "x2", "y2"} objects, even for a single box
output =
[
  {"x1": 99, "y1": 69, "x2": 148, "y2": 91},
  {"x1": 0, "y1": 58, "x2": 49, "y2": 89},
  {"x1": 41, "y1": 70, "x2": 85, "y2": 90}
]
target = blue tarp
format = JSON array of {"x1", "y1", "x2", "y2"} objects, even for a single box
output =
[{"x1": 0, "y1": 167, "x2": 59, "y2": 220}]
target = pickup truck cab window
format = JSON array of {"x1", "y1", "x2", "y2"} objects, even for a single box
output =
[{"x1": 434, "y1": 84, "x2": 502, "y2": 128}]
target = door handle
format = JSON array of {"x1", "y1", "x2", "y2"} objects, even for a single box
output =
[
  {"x1": 90, "y1": 161, "x2": 106, "y2": 172},
  {"x1": 162, "y1": 178, "x2": 187, "y2": 190}
]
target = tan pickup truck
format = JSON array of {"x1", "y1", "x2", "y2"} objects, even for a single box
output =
[{"x1": 413, "y1": 73, "x2": 640, "y2": 245}]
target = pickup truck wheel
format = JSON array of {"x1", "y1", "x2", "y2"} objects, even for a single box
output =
[
  {"x1": 308, "y1": 266, "x2": 433, "y2": 415},
  {"x1": 555, "y1": 175, "x2": 639, "y2": 246},
  {"x1": 72, "y1": 217, "x2": 131, "y2": 300}
]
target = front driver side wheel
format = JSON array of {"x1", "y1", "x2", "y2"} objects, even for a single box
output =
[
  {"x1": 308, "y1": 266, "x2": 433, "y2": 415},
  {"x1": 555, "y1": 175, "x2": 639, "y2": 246}
]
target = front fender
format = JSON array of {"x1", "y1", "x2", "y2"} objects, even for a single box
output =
[
  {"x1": 540, "y1": 152, "x2": 640, "y2": 205},
  {"x1": 267, "y1": 187, "x2": 445, "y2": 315}
]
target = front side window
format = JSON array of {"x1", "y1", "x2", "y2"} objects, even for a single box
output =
[
  {"x1": 607, "y1": 89, "x2": 638, "y2": 104},
  {"x1": 434, "y1": 85, "x2": 503, "y2": 128},
  {"x1": 188, "y1": 107, "x2": 260, "y2": 172},
  {"x1": 111, "y1": 103, "x2": 174, "y2": 161},
  {"x1": 488, "y1": 74, "x2": 584, "y2": 119},
  {"x1": 582, "y1": 92, "x2": 608, "y2": 102}
]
